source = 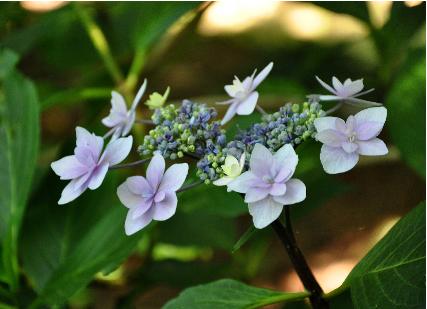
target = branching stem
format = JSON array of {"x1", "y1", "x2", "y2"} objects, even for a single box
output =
[
  {"x1": 176, "y1": 180, "x2": 204, "y2": 193},
  {"x1": 109, "y1": 158, "x2": 150, "y2": 170}
]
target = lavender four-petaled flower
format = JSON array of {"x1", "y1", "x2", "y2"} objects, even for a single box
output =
[
  {"x1": 218, "y1": 62, "x2": 273, "y2": 125},
  {"x1": 102, "y1": 79, "x2": 147, "y2": 139},
  {"x1": 117, "y1": 153, "x2": 189, "y2": 235},
  {"x1": 51, "y1": 127, "x2": 133, "y2": 204},
  {"x1": 228, "y1": 143, "x2": 306, "y2": 229},
  {"x1": 314, "y1": 106, "x2": 388, "y2": 174},
  {"x1": 314, "y1": 76, "x2": 382, "y2": 106}
]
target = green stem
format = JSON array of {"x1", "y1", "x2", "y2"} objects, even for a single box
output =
[
  {"x1": 74, "y1": 3, "x2": 125, "y2": 86},
  {"x1": 125, "y1": 48, "x2": 146, "y2": 94}
]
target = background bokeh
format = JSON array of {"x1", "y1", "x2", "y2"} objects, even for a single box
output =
[{"x1": 0, "y1": 1, "x2": 425, "y2": 308}]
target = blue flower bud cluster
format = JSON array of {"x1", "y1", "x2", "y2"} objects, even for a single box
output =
[
  {"x1": 195, "y1": 102, "x2": 324, "y2": 183},
  {"x1": 138, "y1": 100, "x2": 226, "y2": 161},
  {"x1": 226, "y1": 102, "x2": 324, "y2": 162}
]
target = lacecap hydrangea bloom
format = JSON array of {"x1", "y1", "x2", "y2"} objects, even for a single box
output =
[
  {"x1": 314, "y1": 76, "x2": 381, "y2": 106},
  {"x1": 138, "y1": 100, "x2": 226, "y2": 160},
  {"x1": 228, "y1": 144, "x2": 306, "y2": 229},
  {"x1": 218, "y1": 62, "x2": 273, "y2": 125},
  {"x1": 51, "y1": 127, "x2": 133, "y2": 204},
  {"x1": 198, "y1": 101, "x2": 324, "y2": 183},
  {"x1": 102, "y1": 80, "x2": 147, "y2": 139},
  {"x1": 314, "y1": 106, "x2": 388, "y2": 174},
  {"x1": 145, "y1": 86, "x2": 170, "y2": 110}
]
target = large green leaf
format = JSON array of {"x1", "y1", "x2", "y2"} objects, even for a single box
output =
[
  {"x1": 387, "y1": 48, "x2": 426, "y2": 178},
  {"x1": 344, "y1": 202, "x2": 426, "y2": 308},
  {"x1": 20, "y1": 175, "x2": 140, "y2": 305},
  {"x1": 0, "y1": 65, "x2": 39, "y2": 289},
  {"x1": 164, "y1": 279, "x2": 309, "y2": 309}
]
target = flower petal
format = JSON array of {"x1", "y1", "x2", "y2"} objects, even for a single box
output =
[
  {"x1": 245, "y1": 187, "x2": 270, "y2": 203},
  {"x1": 273, "y1": 144, "x2": 298, "y2": 175},
  {"x1": 273, "y1": 179, "x2": 306, "y2": 205},
  {"x1": 345, "y1": 79, "x2": 364, "y2": 96},
  {"x1": 357, "y1": 138, "x2": 388, "y2": 156},
  {"x1": 248, "y1": 197, "x2": 283, "y2": 229},
  {"x1": 341, "y1": 142, "x2": 358, "y2": 154},
  {"x1": 125, "y1": 208, "x2": 153, "y2": 235},
  {"x1": 250, "y1": 143, "x2": 274, "y2": 178},
  {"x1": 355, "y1": 106, "x2": 387, "y2": 137},
  {"x1": 117, "y1": 179, "x2": 145, "y2": 209},
  {"x1": 146, "y1": 153, "x2": 165, "y2": 188},
  {"x1": 111, "y1": 91, "x2": 128, "y2": 114},
  {"x1": 315, "y1": 76, "x2": 337, "y2": 95},
  {"x1": 236, "y1": 91, "x2": 259, "y2": 115},
  {"x1": 130, "y1": 79, "x2": 147, "y2": 111},
  {"x1": 356, "y1": 121, "x2": 383, "y2": 141},
  {"x1": 152, "y1": 192, "x2": 178, "y2": 221},
  {"x1": 316, "y1": 129, "x2": 346, "y2": 147},
  {"x1": 51, "y1": 155, "x2": 88, "y2": 180},
  {"x1": 228, "y1": 171, "x2": 259, "y2": 193},
  {"x1": 320, "y1": 145, "x2": 359, "y2": 174},
  {"x1": 88, "y1": 163, "x2": 109, "y2": 190},
  {"x1": 221, "y1": 101, "x2": 238, "y2": 125},
  {"x1": 159, "y1": 163, "x2": 189, "y2": 192},
  {"x1": 126, "y1": 176, "x2": 152, "y2": 196},
  {"x1": 332, "y1": 76, "x2": 343, "y2": 92},
  {"x1": 75, "y1": 127, "x2": 104, "y2": 160},
  {"x1": 314, "y1": 117, "x2": 340, "y2": 132},
  {"x1": 213, "y1": 176, "x2": 234, "y2": 187},
  {"x1": 58, "y1": 178, "x2": 88, "y2": 205},
  {"x1": 270, "y1": 182, "x2": 287, "y2": 196},
  {"x1": 102, "y1": 136, "x2": 133, "y2": 166},
  {"x1": 252, "y1": 62, "x2": 273, "y2": 89},
  {"x1": 122, "y1": 112, "x2": 136, "y2": 136}
]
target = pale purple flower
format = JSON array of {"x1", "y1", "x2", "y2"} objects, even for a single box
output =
[
  {"x1": 314, "y1": 107, "x2": 388, "y2": 174},
  {"x1": 228, "y1": 143, "x2": 306, "y2": 229},
  {"x1": 102, "y1": 79, "x2": 147, "y2": 139},
  {"x1": 117, "y1": 153, "x2": 189, "y2": 235},
  {"x1": 218, "y1": 62, "x2": 273, "y2": 125},
  {"x1": 51, "y1": 127, "x2": 133, "y2": 204},
  {"x1": 315, "y1": 76, "x2": 382, "y2": 106}
]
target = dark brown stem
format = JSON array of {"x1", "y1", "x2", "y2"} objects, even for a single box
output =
[
  {"x1": 272, "y1": 208, "x2": 329, "y2": 309},
  {"x1": 176, "y1": 180, "x2": 204, "y2": 193}
]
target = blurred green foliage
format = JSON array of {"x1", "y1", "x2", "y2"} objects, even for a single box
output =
[{"x1": 0, "y1": 1, "x2": 425, "y2": 308}]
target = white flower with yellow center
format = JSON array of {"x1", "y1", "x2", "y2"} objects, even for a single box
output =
[{"x1": 213, "y1": 153, "x2": 246, "y2": 191}]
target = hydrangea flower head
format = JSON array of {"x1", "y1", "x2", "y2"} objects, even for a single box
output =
[
  {"x1": 117, "y1": 153, "x2": 188, "y2": 235},
  {"x1": 315, "y1": 76, "x2": 381, "y2": 106},
  {"x1": 145, "y1": 86, "x2": 170, "y2": 110},
  {"x1": 314, "y1": 106, "x2": 388, "y2": 174},
  {"x1": 213, "y1": 153, "x2": 245, "y2": 190},
  {"x1": 228, "y1": 144, "x2": 306, "y2": 229},
  {"x1": 139, "y1": 100, "x2": 226, "y2": 160},
  {"x1": 219, "y1": 62, "x2": 273, "y2": 125},
  {"x1": 51, "y1": 127, "x2": 133, "y2": 204},
  {"x1": 102, "y1": 79, "x2": 147, "y2": 139}
]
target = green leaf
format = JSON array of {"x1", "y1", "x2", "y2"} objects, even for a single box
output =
[
  {"x1": 344, "y1": 202, "x2": 426, "y2": 309},
  {"x1": 179, "y1": 185, "x2": 247, "y2": 218},
  {"x1": 313, "y1": 2, "x2": 370, "y2": 23},
  {"x1": 0, "y1": 49, "x2": 18, "y2": 80},
  {"x1": 387, "y1": 48, "x2": 426, "y2": 178},
  {"x1": 157, "y1": 210, "x2": 236, "y2": 251},
  {"x1": 20, "y1": 175, "x2": 140, "y2": 305},
  {"x1": 164, "y1": 279, "x2": 309, "y2": 309},
  {"x1": 0, "y1": 69, "x2": 39, "y2": 290}
]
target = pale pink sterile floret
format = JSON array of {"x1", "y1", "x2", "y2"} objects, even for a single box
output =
[
  {"x1": 228, "y1": 143, "x2": 306, "y2": 229},
  {"x1": 314, "y1": 106, "x2": 388, "y2": 174},
  {"x1": 102, "y1": 79, "x2": 147, "y2": 139},
  {"x1": 218, "y1": 62, "x2": 273, "y2": 125},
  {"x1": 117, "y1": 153, "x2": 189, "y2": 235},
  {"x1": 51, "y1": 127, "x2": 133, "y2": 204}
]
